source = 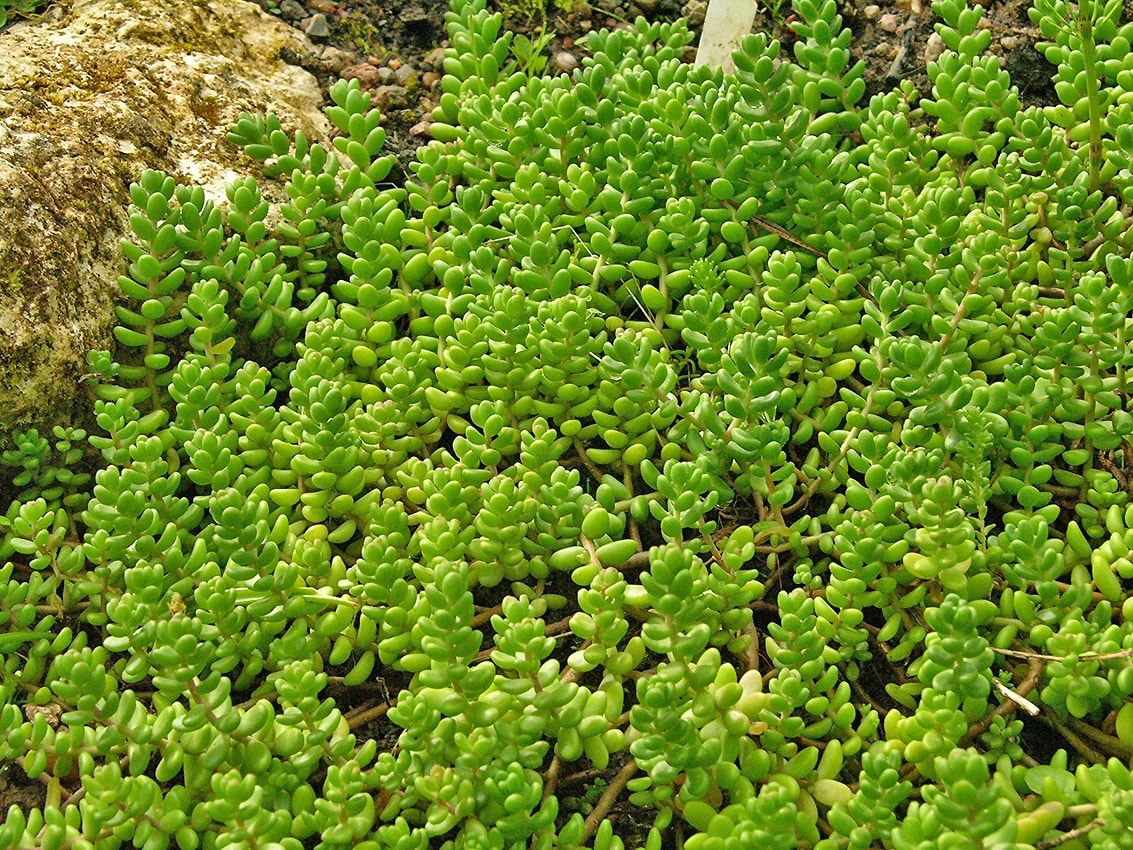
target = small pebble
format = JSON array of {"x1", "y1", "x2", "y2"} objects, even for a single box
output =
[
  {"x1": 377, "y1": 66, "x2": 395, "y2": 84},
  {"x1": 410, "y1": 119, "x2": 434, "y2": 137},
  {"x1": 681, "y1": 0, "x2": 707, "y2": 28},
  {"x1": 394, "y1": 65, "x2": 418, "y2": 87},
  {"x1": 320, "y1": 46, "x2": 357, "y2": 74},
  {"x1": 1001, "y1": 35, "x2": 1018, "y2": 49},
  {"x1": 402, "y1": 4, "x2": 429, "y2": 24},
  {"x1": 304, "y1": 13, "x2": 330, "y2": 39},
  {"x1": 372, "y1": 85, "x2": 409, "y2": 112},
  {"x1": 924, "y1": 31, "x2": 945, "y2": 63},
  {"x1": 879, "y1": 13, "x2": 899, "y2": 32},
  {"x1": 873, "y1": 40, "x2": 890, "y2": 55},
  {"x1": 277, "y1": 0, "x2": 305, "y2": 22},
  {"x1": 389, "y1": 58, "x2": 402, "y2": 71},
  {"x1": 308, "y1": 0, "x2": 337, "y2": 11},
  {"x1": 422, "y1": 71, "x2": 441, "y2": 90},
  {"x1": 863, "y1": 4, "x2": 881, "y2": 19},
  {"x1": 555, "y1": 51, "x2": 579, "y2": 73},
  {"x1": 340, "y1": 63, "x2": 382, "y2": 87}
]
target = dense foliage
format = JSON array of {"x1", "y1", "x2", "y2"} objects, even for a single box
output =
[{"x1": 5, "y1": 0, "x2": 1133, "y2": 846}]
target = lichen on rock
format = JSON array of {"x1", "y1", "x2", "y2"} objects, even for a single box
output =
[{"x1": 0, "y1": 0, "x2": 330, "y2": 435}]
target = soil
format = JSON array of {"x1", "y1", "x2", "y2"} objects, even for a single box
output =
[{"x1": 249, "y1": 0, "x2": 1063, "y2": 173}]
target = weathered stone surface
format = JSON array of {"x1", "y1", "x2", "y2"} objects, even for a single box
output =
[{"x1": 0, "y1": 0, "x2": 329, "y2": 435}]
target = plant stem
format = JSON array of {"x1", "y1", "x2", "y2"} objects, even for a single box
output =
[
  {"x1": 1077, "y1": 0, "x2": 1104, "y2": 193},
  {"x1": 1037, "y1": 818, "x2": 1105, "y2": 849},
  {"x1": 583, "y1": 759, "x2": 638, "y2": 839}
]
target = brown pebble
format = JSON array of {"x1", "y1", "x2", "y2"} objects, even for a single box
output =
[
  {"x1": 879, "y1": 12, "x2": 899, "y2": 32},
  {"x1": 367, "y1": 55, "x2": 382, "y2": 66},
  {"x1": 320, "y1": 45, "x2": 357, "y2": 74},
  {"x1": 410, "y1": 119, "x2": 433, "y2": 137},
  {"x1": 1001, "y1": 35, "x2": 1018, "y2": 49},
  {"x1": 341, "y1": 63, "x2": 382, "y2": 87},
  {"x1": 863, "y1": 4, "x2": 881, "y2": 18},
  {"x1": 422, "y1": 71, "x2": 441, "y2": 90},
  {"x1": 389, "y1": 58, "x2": 402, "y2": 71}
]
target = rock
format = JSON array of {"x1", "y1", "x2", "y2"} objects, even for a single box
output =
[
  {"x1": 924, "y1": 31, "x2": 945, "y2": 63},
  {"x1": 341, "y1": 62, "x2": 383, "y2": 87},
  {"x1": 863, "y1": 4, "x2": 881, "y2": 19},
  {"x1": 319, "y1": 45, "x2": 358, "y2": 75},
  {"x1": 304, "y1": 13, "x2": 330, "y2": 39},
  {"x1": 879, "y1": 13, "x2": 900, "y2": 32},
  {"x1": 554, "y1": 51, "x2": 579, "y2": 73},
  {"x1": 372, "y1": 85, "x2": 409, "y2": 113},
  {"x1": 277, "y1": 0, "x2": 305, "y2": 22},
  {"x1": 394, "y1": 65, "x2": 418, "y2": 88},
  {"x1": 0, "y1": 0, "x2": 328, "y2": 435},
  {"x1": 681, "y1": 0, "x2": 707, "y2": 29},
  {"x1": 401, "y1": 4, "x2": 429, "y2": 25}
]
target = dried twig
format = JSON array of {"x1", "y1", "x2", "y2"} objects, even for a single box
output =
[
  {"x1": 990, "y1": 645, "x2": 1133, "y2": 663},
  {"x1": 1036, "y1": 818, "x2": 1105, "y2": 849}
]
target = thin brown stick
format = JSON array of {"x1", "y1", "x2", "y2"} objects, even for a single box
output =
[
  {"x1": 543, "y1": 754, "x2": 562, "y2": 802},
  {"x1": 583, "y1": 759, "x2": 639, "y2": 840},
  {"x1": 346, "y1": 700, "x2": 392, "y2": 730},
  {"x1": 990, "y1": 646, "x2": 1133, "y2": 663},
  {"x1": 470, "y1": 603, "x2": 504, "y2": 628},
  {"x1": 573, "y1": 438, "x2": 606, "y2": 484},
  {"x1": 961, "y1": 657, "x2": 1044, "y2": 744},
  {"x1": 1065, "y1": 716, "x2": 1133, "y2": 759},
  {"x1": 1046, "y1": 714, "x2": 1108, "y2": 763},
  {"x1": 1036, "y1": 818, "x2": 1105, "y2": 850}
]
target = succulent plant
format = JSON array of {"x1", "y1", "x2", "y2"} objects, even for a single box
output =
[{"x1": 5, "y1": 0, "x2": 1133, "y2": 846}]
